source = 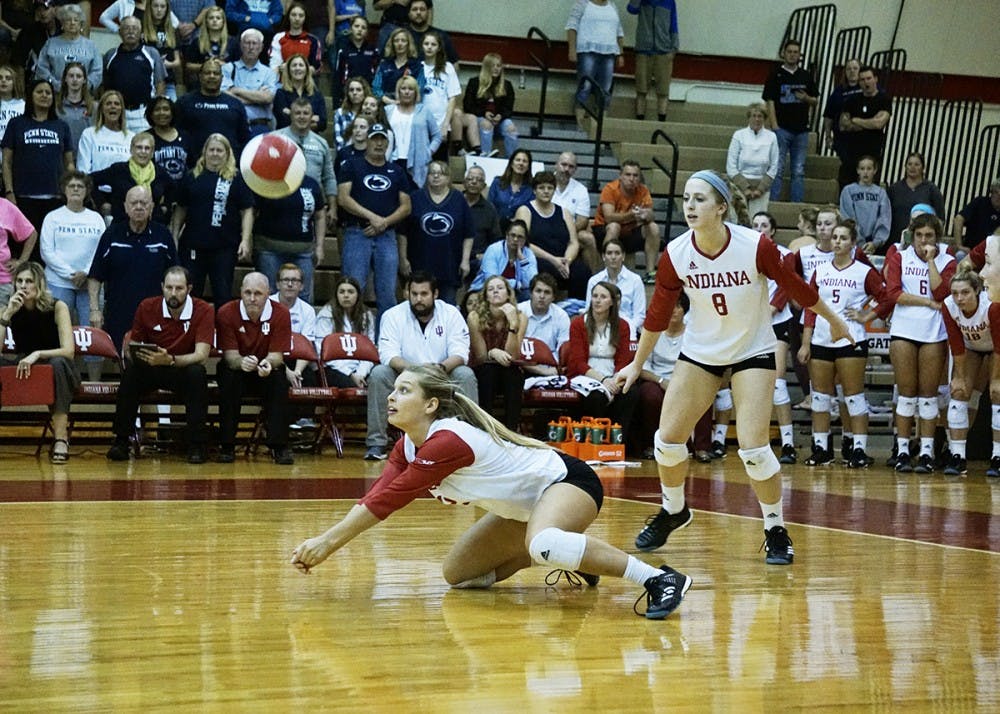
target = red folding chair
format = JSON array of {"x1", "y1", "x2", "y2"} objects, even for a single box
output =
[{"x1": 319, "y1": 332, "x2": 380, "y2": 457}]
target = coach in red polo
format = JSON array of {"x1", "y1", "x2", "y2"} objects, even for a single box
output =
[
  {"x1": 215, "y1": 271, "x2": 294, "y2": 465},
  {"x1": 106, "y1": 266, "x2": 215, "y2": 464}
]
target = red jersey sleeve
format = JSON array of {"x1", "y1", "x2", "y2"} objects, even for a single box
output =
[
  {"x1": 968, "y1": 240, "x2": 987, "y2": 271},
  {"x1": 643, "y1": 250, "x2": 682, "y2": 332},
  {"x1": 941, "y1": 305, "x2": 966, "y2": 356},
  {"x1": 864, "y1": 267, "x2": 894, "y2": 320},
  {"x1": 770, "y1": 285, "x2": 789, "y2": 312},
  {"x1": 758, "y1": 238, "x2": 818, "y2": 309},
  {"x1": 566, "y1": 316, "x2": 591, "y2": 378},
  {"x1": 359, "y1": 431, "x2": 476, "y2": 520},
  {"x1": 882, "y1": 251, "x2": 903, "y2": 306},
  {"x1": 989, "y1": 302, "x2": 1000, "y2": 356},
  {"x1": 803, "y1": 273, "x2": 818, "y2": 328},
  {"x1": 932, "y1": 259, "x2": 956, "y2": 301},
  {"x1": 613, "y1": 319, "x2": 634, "y2": 371},
  {"x1": 785, "y1": 250, "x2": 804, "y2": 277}
]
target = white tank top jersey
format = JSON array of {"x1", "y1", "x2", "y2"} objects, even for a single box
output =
[
  {"x1": 769, "y1": 243, "x2": 793, "y2": 325},
  {"x1": 807, "y1": 259, "x2": 885, "y2": 347},
  {"x1": 943, "y1": 291, "x2": 998, "y2": 353},
  {"x1": 796, "y1": 242, "x2": 835, "y2": 284},
  {"x1": 887, "y1": 243, "x2": 955, "y2": 342},
  {"x1": 361, "y1": 418, "x2": 569, "y2": 522},
  {"x1": 646, "y1": 223, "x2": 817, "y2": 366}
]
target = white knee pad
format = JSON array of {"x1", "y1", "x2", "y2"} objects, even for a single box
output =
[
  {"x1": 918, "y1": 397, "x2": 939, "y2": 421},
  {"x1": 992, "y1": 405, "x2": 1000, "y2": 432},
  {"x1": 773, "y1": 378, "x2": 790, "y2": 406},
  {"x1": 844, "y1": 392, "x2": 868, "y2": 417},
  {"x1": 811, "y1": 391, "x2": 832, "y2": 414},
  {"x1": 896, "y1": 395, "x2": 917, "y2": 418},
  {"x1": 528, "y1": 528, "x2": 586, "y2": 571},
  {"x1": 714, "y1": 388, "x2": 733, "y2": 412},
  {"x1": 738, "y1": 445, "x2": 782, "y2": 481},
  {"x1": 948, "y1": 400, "x2": 970, "y2": 430},
  {"x1": 938, "y1": 385, "x2": 951, "y2": 410},
  {"x1": 654, "y1": 430, "x2": 689, "y2": 467}
]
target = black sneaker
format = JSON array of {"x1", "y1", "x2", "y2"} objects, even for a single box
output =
[
  {"x1": 894, "y1": 452, "x2": 912, "y2": 472},
  {"x1": 886, "y1": 442, "x2": 898, "y2": 468},
  {"x1": 841, "y1": 436, "x2": 853, "y2": 464},
  {"x1": 636, "y1": 565, "x2": 692, "y2": 620},
  {"x1": 803, "y1": 443, "x2": 833, "y2": 466},
  {"x1": 778, "y1": 444, "x2": 797, "y2": 464},
  {"x1": 847, "y1": 447, "x2": 871, "y2": 469},
  {"x1": 106, "y1": 440, "x2": 130, "y2": 461},
  {"x1": 988, "y1": 457, "x2": 1000, "y2": 478},
  {"x1": 216, "y1": 445, "x2": 235, "y2": 464},
  {"x1": 272, "y1": 447, "x2": 294, "y2": 465},
  {"x1": 914, "y1": 454, "x2": 934, "y2": 474},
  {"x1": 934, "y1": 448, "x2": 951, "y2": 471},
  {"x1": 709, "y1": 440, "x2": 726, "y2": 459},
  {"x1": 761, "y1": 526, "x2": 794, "y2": 565},
  {"x1": 634, "y1": 506, "x2": 693, "y2": 552},
  {"x1": 364, "y1": 445, "x2": 387, "y2": 461},
  {"x1": 942, "y1": 454, "x2": 967, "y2": 475}
]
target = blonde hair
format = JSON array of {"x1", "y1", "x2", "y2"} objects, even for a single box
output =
[
  {"x1": 403, "y1": 364, "x2": 549, "y2": 449},
  {"x1": 143, "y1": 0, "x2": 176, "y2": 48},
  {"x1": 12, "y1": 261, "x2": 56, "y2": 313},
  {"x1": 477, "y1": 53, "x2": 507, "y2": 99},
  {"x1": 473, "y1": 275, "x2": 516, "y2": 330},
  {"x1": 384, "y1": 27, "x2": 416, "y2": 59},
  {"x1": 280, "y1": 54, "x2": 316, "y2": 94},
  {"x1": 198, "y1": 7, "x2": 229, "y2": 55},
  {"x1": 94, "y1": 90, "x2": 127, "y2": 133},
  {"x1": 193, "y1": 133, "x2": 237, "y2": 180}
]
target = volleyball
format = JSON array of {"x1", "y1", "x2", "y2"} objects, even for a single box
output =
[{"x1": 240, "y1": 133, "x2": 306, "y2": 199}]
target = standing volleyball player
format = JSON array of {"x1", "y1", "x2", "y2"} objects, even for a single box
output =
[
  {"x1": 291, "y1": 365, "x2": 692, "y2": 620},
  {"x1": 617, "y1": 170, "x2": 850, "y2": 564}
]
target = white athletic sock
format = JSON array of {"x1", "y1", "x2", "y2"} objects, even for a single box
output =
[
  {"x1": 780, "y1": 425, "x2": 794, "y2": 446},
  {"x1": 712, "y1": 424, "x2": 727, "y2": 442},
  {"x1": 951, "y1": 440, "x2": 966, "y2": 458},
  {"x1": 993, "y1": 442, "x2": 1000, "y2": 458},
  {"x1": 853, "y1": 434, "x2": 868, "y2": 451},
  {"x1": 897, "y1": 436, "x2": 910, "y2": 455},
  {"x1": 813, "y1": 431, "x2": 829, "y2": 449},
  {"x1": 760, "y1": 500, "x2": 784, "y2": 531},
  {"x1": 661, "y1": 484, "x2": 687, "y2": 514},
  {"x1": 919, "y1": 437, "x2": 934, "y2": 457},
  {"x1": 623, "y1": 555, "x2": 665, "y2": 586}
]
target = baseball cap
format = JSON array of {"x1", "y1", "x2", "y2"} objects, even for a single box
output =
[{"x1": 368, "y1": 124, "x2": 390, "y2": 139}]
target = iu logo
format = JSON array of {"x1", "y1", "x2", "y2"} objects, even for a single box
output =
[
  {"x1": 3, "y1": 329, "x2": 14, "y2": 352},
  {"x1": 183, "y1": 321, "x2": 191, "y2": 333},
  {"x1": 73, "y1": 327, "x2": 93, "y2": 353},
  {"x1": 520, "y1": 338, "x2": 534, "y2": 360},
  {"x1": 435, "y1": 326, "x2": 443, "y2": 337},
  {"x1": 338, "y1": 333, "x2": 358, "y2": 356},
  {"x1": 262, "y1": 321, "x2": 271, "y2": 335}
]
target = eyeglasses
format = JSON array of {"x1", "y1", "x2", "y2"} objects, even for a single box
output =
[
  {"x1": 279, "y1": 277, "x2": 303, "y2": 284},
  {"x1": 427, "y1": 171, "x2": 446, "y2": 177}
]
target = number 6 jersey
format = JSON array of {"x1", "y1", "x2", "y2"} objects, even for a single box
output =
[{"x1": 644, "y1": 222, "x2": 819, "y2": 365}]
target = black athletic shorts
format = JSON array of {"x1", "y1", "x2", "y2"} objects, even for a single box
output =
[
  {"x1": 772, "y1": 318, "x2": 792, "y2": 343},
  {"x1": 811, "y1": 339, "x2": 869, "y2": 361},
  {"x1": 557, "y1": 452, "x2": 604, "y2": 512},
  {"x1": 678, "y1": 351, "x2": 776, "y2": 378}
]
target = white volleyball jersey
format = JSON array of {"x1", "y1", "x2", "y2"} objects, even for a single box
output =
[
  {"x1": 807, "y1": 259, "x2": 884, "y2": 347},
  {"x1": 885, "y1": 243, "x2": 955, "y2": 342},
  {"x1": 645, "y1": 223, "x2": 817, "y2": 365},
  {"x1": 796, "y1": 243, "x2": 835, "y2": 284},
  {"x1": 361, "y1": 418, "x2": 568, "y2": 522},
  {"x1": 769, "y1": 243, "x2": 793, "y2": 325},
  {"x1": 942, "y1": 291, "x2": 999, "y2": 353}
]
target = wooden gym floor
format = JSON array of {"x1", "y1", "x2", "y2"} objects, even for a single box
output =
[{"x1": 0, "y1": 444, "x2": 998, "y2": 711}]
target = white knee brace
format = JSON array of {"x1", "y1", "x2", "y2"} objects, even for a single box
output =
[
  {"x1": 918, "y1": 397, "x2": 939, "y2": 421},
  {"x1": 773, "y1": 378, "x2": 790, "y2": 406},
  {"x1": 992, "y1": 405, "x2": 1000, "y2": 432},
  {"x1": 844, "y1": 392, "x2": 868, "y2": 417},
  {"x1": 738, "y1": 445, "x2": 781, "y2": 481},
  {"x1": 938, "y1": 384, "x2": 951, "y2": 410},
  {"x1": 714, "y1": 388, "x2": 733, "y2": 412},
  {"x1": 896, "y1": 395, "x2": 917, "y2": 418},
  {"x1": 528, "y1": 528, "x2": 587, "y2": 571},
  {"x1": 811, "y1": 391, "x2": 832, "y2": 414},
  {"x1": 947, "y1": 400, "x2": 970, "y2": 430},
  {"x1": 654, "y1": 430, "x2": 689, "y2": 467}
]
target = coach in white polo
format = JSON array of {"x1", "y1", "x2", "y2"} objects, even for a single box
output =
[{"x1": 364, "y1": 270, "x2": 478, "y2": 460}]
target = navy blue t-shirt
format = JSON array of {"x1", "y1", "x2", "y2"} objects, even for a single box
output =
[
  {"x1": 0, "y1": 115, "x2": 71, "y2": 198},
  {"x1": 254, "y1": 175, "x2": 325, "y2": 244},
  {"x1": 406, "y1": 188, "x2": 475, "y2": 288},
  {"x1": 175, "y1": 170, "x2": 256, "y2": 250},
  {"x1": 174, "y1": 91, "x2": 250, "y2": 164},
  {"x1": 339, "y1": 156, "x2": 409, "y2": 226},
  {"x1": 153, "y1": 131, "x2": 192, "y2": 182}
]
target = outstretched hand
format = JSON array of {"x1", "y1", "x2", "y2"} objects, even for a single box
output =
[
  {"x1": 614, "y1": 361, "x2": 641, "y2": 394},
  {"x1": 290, "y1": 535, "x2": 335, "y2": 574}
]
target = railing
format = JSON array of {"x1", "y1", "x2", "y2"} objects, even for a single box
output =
[
  {"x1": 650, "y1": 129, "x2": 679, "y2": 231},
  {"x1": 575, "y1": 75, "x2": 611, "y2": 191},
  {"x1": 526, "y1": 26, "x2": 551, "y2": 138}
]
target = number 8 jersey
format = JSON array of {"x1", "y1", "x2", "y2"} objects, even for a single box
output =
[{"x1": 645, "y1": 222, "x2": 819, "y2": 366}]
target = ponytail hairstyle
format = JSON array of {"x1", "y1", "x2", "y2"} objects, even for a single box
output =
[
  {"x1": 950, "y1": 268, "x2": 983, "y2": 294},
  {"x1": 696, "y1": 169, "x2": 750, "y2": 227},
  {"x1": 403, "y1": 364, "x2": 550, "y2": 449}
]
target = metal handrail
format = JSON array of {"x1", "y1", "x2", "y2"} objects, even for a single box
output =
[
  {"x1": 650, "y1": 129, "x2": 679, "y2": 231},
  {"x1": 575, "y1": 75, "x2": 611, "y2": 190},
  {"x1": 526, "y1": 27, "x2": 551, "y2": 138}
]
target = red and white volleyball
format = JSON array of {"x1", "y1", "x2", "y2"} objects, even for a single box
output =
[{"x1": 240, "y1": 133, "x2": 306, "y2": 199}]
